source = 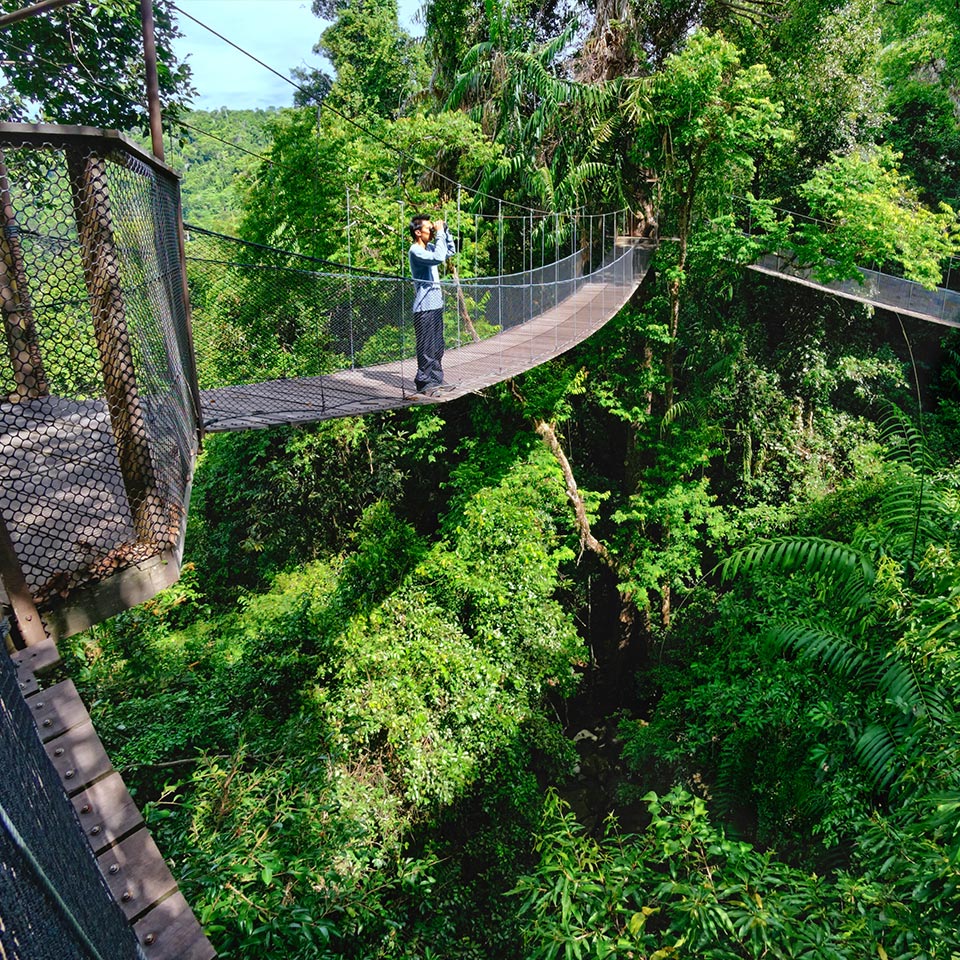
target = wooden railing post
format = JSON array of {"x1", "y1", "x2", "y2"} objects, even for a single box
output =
[
  {"x1": 0, "y1": 149, "x2": 48, "y2": 401},
  {"x1": 66, "y1": 148, "x2": 162, "y2": 543},
  {"x1": 0, "y1": 513, "x2": 47, "y2": 647}
]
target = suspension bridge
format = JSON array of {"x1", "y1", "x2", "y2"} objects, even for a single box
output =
[{"x1": 0, "y1": 122, "x2": 957, "y2": 960}]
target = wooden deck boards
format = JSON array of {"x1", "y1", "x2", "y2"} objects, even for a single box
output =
[
  {"x1": 200, "y1": 276, "x2": 640, "y2": 432},
  {"x1": 11, "y1": 643, "x2": 217, "y2": 960}
]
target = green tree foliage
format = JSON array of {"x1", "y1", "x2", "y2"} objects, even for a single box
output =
[
  {"x1": 159, "y1": 107, "x2": 279, "y2": 233},
  {"x1": 746, "y1": 0, "x2": 886, "y2": 197},
  {"x1": 238, "y1": 106, "x2": 498, "y2": 269},
  {"x1": 514, "y1": 786, "x2": 958, "y2": 959},
  {"x1": 446, "y1": 4, "x2": 616, "y2": 212},
  {"x1": 311, "y1": 0, "x2": 426, "y2": 118},
  {"x1": 615, "y1": 412, "x2": 960, "y2": 954},
  {"x1": 790, "y1": 145, "x2": 958, "y2": 288},
  {"x1": 70, "y1": 440, "x2": 586, "y2": 958},
  {"x1": 878, "y1": 0, "x2": 960, "y2": 207},
  {"x1": 0, "y1": 0, "x2": 194, "y2": 131},
  {"x1": 627, "y1": 30, "x2": 788, "y2": 408},
  {"x1": 185, "y1": 416, "x2": 411, "y2": 600}
]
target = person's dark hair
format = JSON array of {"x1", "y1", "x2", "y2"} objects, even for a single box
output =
[{"x1": 409, "y1": 214, "x2": 431, "y2": 239}]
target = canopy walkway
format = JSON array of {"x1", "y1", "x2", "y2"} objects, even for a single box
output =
[
  {"x1": 1, "y1": 122, "x2": 959, "y2": 960},
  {"x1": 748, "y1": 251, "x2": 960, "y2": 327},
  {"x1": 195, "y1": 235, "x2": 649, "y2": 432},
  {"x1": 0, "y1": 124, "x2": 643, "y2": 959},
  {"x1": 734, "y1": 200, "x2": 960, "y2": 327},
  {"x1": 0, "y1": 123, "x2": 647, "y2": 635}
]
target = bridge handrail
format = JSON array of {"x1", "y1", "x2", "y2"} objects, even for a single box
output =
[{"x1": 0, "y1": 122, "x2": 200, "y2": 635}]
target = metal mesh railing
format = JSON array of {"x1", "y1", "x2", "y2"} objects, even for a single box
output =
[
  {"x1": 750, "y1": 250, "x2": 960, "y2": 327},
  {"x1": 186, "y1": 211, "x2": 641, "y2": 407},
  {"x1": 0, "y1": 124, "x2": 200, "y2": 605},
  {"x1": 0, "y1": 631, "x2": 146, "y2": 960}
]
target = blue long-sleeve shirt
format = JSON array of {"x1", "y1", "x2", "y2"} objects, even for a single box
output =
[{"x1": 409, "y1": 229, "x2": 455, "y2": 312}]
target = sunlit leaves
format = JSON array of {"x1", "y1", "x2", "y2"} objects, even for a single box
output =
[
  {"x1": 0, "y1": 0, "x2": 194, "y2": 131},
  {"x1": 791, "y1": 145, "x2": 959, "y2": 288}
]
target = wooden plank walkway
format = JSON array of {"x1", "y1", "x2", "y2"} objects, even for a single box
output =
[
  {"x1": 10, "y1": 639, "x2": 217, "y2": 959},
  {"x1": 200, "y1": 270, "x2": 646, "y2": 432}
]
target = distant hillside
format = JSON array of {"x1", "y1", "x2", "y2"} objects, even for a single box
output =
[{"x1": 164, "y1": 107, "x2": 282, "y2": 235}]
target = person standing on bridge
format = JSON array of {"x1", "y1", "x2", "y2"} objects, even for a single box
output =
[{"x1": 409, "y1": 214, "x2": 456, "y2": 397}]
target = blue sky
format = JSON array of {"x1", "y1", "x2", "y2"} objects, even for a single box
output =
[{"x1": 174, "y1": 0, "x2": 424, "y2": 111}]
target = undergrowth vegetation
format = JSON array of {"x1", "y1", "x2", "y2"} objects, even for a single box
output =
[{"x1": 65, "y1": 317, "x2": 960, "y2": 958}]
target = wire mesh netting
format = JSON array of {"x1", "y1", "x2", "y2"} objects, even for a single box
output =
[
  {"x1": 750, "y1": 251, "x2": 960, "y2": 326},
  {"x1": 0, "y1": 632, "x2": 146, "y2": 960},
  {"x1": 0, "y1": 126, "x2": 199, "y2": 606},
  {"x1": 186, "y1": 213, "x2": 647, "y2": 430}
]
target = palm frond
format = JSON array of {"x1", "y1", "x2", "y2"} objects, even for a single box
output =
[
  {"x1": 855, "y1": 723, "x2": 901, "y2": 791},
  {"x1": 878, "y1": 480, "x2": 948, "y2": 556},
  {"x1": 877, "y1": 656, "x2": 951, "y2": 723},
  {"x1": 660, "y1": 398, "x2": 704, "y2": 435},
  {"x1": 878, "y1": 404, "x2": 934, "y2": 475}
]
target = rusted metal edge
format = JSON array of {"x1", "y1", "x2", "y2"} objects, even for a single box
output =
[
  {"x1": 0, "y1": 122, "x2": 180, "y2": 181},
  {"x1": 41, "y1": 546, "x2": 184, "y2": 642}
]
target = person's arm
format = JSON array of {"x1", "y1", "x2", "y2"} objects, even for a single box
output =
[
  {"x1": 435, "y1": 219, "x2": 455, "y2": 257},
  {"x1": 438, "y1": 230, "x2": 455, "y2": 257},
  {"x1": 410, "y1": 241, "x2": 448, "y2": 268}
]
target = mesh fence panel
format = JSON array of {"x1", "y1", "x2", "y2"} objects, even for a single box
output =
[
  {"x1": 186, "y1": 212, "x2": 640, "y2": 404},
  {"x1": 735, "y1": 198, "x2": 960, "y2": 326},
  {"x1": 0, "y1": 637, "x2": 146, "y2": 960},
  {"x1": 751, "y1": 251, "x2": 960, "y2": 326},
  {"x1": 0, "y1": 128, "x2": 199, "y2": 602}
]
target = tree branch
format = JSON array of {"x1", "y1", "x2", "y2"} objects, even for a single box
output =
[{"x1": 534, "y1": 418, "x2": 614, "y2": 568}]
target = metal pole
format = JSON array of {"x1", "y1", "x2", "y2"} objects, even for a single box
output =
[
  {"x1": 346, "y1": 185, "x2": 355, "y2": 366},
  {"x1": 0, "y1": 515, "x2": 47, "y2": 647},
  {"x1": 346, "y1": 184, "x2": 352, "y2": 269},
  {"x1": 0, "y1": 0, "x2": 78, "y2": 29},
  {"x1": 67, "y1": 149, "x2": 162, "y2": 543},
  {"x1": 399, "y1": 195, "x2": 406, "y2": 393},
  {"x1": 498, "y1": 200, "x2": 503, "y2": 333},
  {"x1": 140, "y1": 0, "x2": 165, "y2": 161},
  {"x1": 529, "y1": 209, "x2": 533, "y2": 323}
]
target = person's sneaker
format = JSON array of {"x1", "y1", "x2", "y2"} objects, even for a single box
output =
[{"x1": 413, "y1": 382, "x2": 456, "y2": 399}]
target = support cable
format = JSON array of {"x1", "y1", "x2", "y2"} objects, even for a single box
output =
[{"x1": 170, "y1": 3, "x2": 565, "y2": 218}]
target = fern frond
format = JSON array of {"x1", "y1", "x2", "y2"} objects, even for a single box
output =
[
  {"x1": 878, "y1": 481, "x2": 948, "y2": 556},
  {"x1": 719, "y1": 536, "x2": 875, "y2": 589},
  {"x1": 855, "y1": 723, "x2": 900, "y2": 791},
  {"x1": 660, "y1": 399, "x2": 704, "y2": 435},
  {"x1": 769, "y1": 621, "x2": 869, "y2": 680},
  {"x1": 877, "y1": 656, "x2": 951, "y2": 722},
  {"x1": 878, "y1": 404, "x2": 936, "y2": 475}
]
